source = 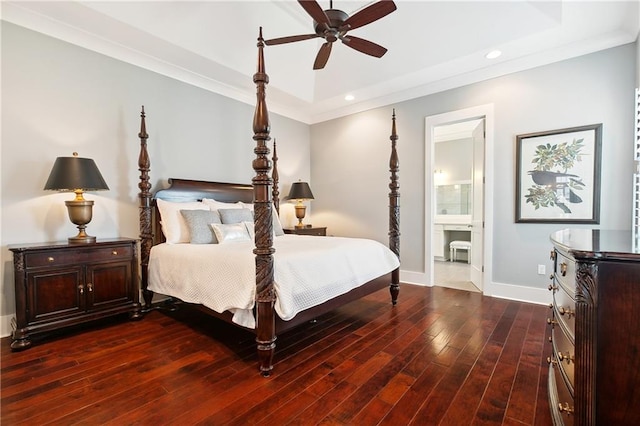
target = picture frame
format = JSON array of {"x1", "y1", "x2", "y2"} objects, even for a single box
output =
[{"x1": 515, "y1": 123, "x2": 602, "y2": 223}]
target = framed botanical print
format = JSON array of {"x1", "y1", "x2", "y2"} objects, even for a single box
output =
[{"x1": 515, "y1": 123, "x2": 602, "y2": 223}]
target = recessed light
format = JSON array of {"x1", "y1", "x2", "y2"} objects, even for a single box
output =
[
  {"x1": 344, "y1": 94, "x2": 355, "y2": 101},
  {"x1": 485, "y1": 50, "x2": 502, "y2": 59}
]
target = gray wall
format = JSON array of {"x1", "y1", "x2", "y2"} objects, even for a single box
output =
[
  {"x1": 434, "y1": 138, "x2": 473, "y2": 184},
  {"x1": 1, "y1": 21, "x2": 636, "y2": 335},
  {"x1": 0, "y1": 22, "x2": 310, "y2": 335},
  {"x1": 311, "y1": 43, "x2": 636, "y2": 297}
]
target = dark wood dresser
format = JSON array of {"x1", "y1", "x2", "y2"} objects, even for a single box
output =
[
  {"x1": 9, "y1": 238, "x2": 142, "y2": 350},
  {"x1": 548, "y1": 229, "x2": 640, "y2": 425}
]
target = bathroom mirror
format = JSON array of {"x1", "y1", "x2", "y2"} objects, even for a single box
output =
[{"x1": 436, "y1": 183, "x2": 472, "y2": 215}]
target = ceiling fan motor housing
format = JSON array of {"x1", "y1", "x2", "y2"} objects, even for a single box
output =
[{"x1": 314, "y1": 9, "x2": 349, "y2": 42}]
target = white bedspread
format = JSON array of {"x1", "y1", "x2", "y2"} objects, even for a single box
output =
[{"x1": 148, "y1": 235, "x2": 400, "y2": 328}]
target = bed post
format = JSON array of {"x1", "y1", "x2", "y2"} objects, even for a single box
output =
[
  {"x1": 272, "y1": 139, "x2": 280, "y2": 214},
  {"x1": 252, "y1": 28, "x2": 276, "y2": 376},
  {"x1": 389, "y1": 109, "x2": 400, "y2": 305},
  {"x1": 138, "y1": 106, "x2": 154, "y2": 311}
]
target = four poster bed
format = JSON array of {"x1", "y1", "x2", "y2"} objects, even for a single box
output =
[{"x1": 137, "y1": 30, "x2": 401, "y2": 376}]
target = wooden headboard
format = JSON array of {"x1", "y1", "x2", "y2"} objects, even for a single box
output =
[{"x1": 151, "y1": 178, "x2": 253, "y2": 246}]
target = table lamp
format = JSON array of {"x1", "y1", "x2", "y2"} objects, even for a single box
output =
[
  {"x1": 44, "y1": 152, "x2": 109, "y2": 243},
  {"x1": 288, "y1": 181, "x2": 314, "y2": 228}
]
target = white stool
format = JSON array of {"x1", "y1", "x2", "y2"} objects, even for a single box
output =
[{"x1": 450, "y1": 240, "x2": 471, "y2": 264}]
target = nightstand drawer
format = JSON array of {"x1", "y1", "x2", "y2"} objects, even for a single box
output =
[
  {"x1": 284, "y1": 227, "x2": 327, "y2": 236},
  {"x1": 25, "y1": 245, "x2": 133, "y2": 268}
]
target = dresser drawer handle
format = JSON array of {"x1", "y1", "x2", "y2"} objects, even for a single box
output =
[
  {"x1": 558, "y1": 402, "x2": 574, "y2": 415},
  {"x1": 558, "y1": 306, "x2": 575, "y2": 319},
  {"x1": 112, "y1": 250, "x2": 118, "y2": 256},
  {"x1": 548, "y1": 284, "x2": 558, "y2": 292},
  {"x1": 546, "y1": 356, "x2": 558, "y2": 366},
  {"x1": 560, "y1": 262, "x2": 567, "y2": 276},
  {"x1": 47, "y1": 257, "x2": 55, "y2": 262},
  {"x1": 546, "y1": 318, "x2": 557, "y2": 326},
  {"x1": 558, "y1": 351, "x2": 574, "y2": 364},
  {"x1": 550, "y1": 250, "x2": 556, "y2": 261}
]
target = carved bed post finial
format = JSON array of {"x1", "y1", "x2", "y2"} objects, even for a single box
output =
[
  {"x1": 253, "y1": 27, "x2": 276, "y2": 376},
  {"x1": 389, "y1": 109, "x2": 400, "y2": 305},
  {"x1": 272, "y1": 139, "x2": 280, "y2": 214},
  {"x1": 138, "y1": 105, "x2": 154, "y2": 311}
]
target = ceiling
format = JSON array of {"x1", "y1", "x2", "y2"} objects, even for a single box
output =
[{"x1": 3, "y1": 1, "x2": 639, "y2": 124}]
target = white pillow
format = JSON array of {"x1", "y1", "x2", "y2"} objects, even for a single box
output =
[
  {"x1": 156, "y1": 199, "x2": 209, "y2": 244},
  {"x1": 239, "y1": 202, "x2": 285, "y2": 236},
  {"x1": 244, "y1": 221, "x2": 255, "y2": 239},
  {"x1": 211, "y1": 223, "x2": 251, "y2": 243},
  {"x1": 202, "y1": 198, "x2": 244, "y2": 211}
]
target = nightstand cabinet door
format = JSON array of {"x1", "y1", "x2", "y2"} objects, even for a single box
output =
[
  {"x1": 27, "y1": 266, "x2": 84, "y2": 324},
  {"x1": 86, "y1": 261, "x2": 133, "y2": 310},
  {"x1": 9, "y1": 238, "x2": 141, "y2": 350}
]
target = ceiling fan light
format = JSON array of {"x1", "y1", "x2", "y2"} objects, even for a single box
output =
[{"x1": 485, "y1": 50, "x2": 502, "y2": 59}]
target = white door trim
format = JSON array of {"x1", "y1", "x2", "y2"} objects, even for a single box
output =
[{"x1": 425, "y1": 104, "x2": 494, "y2": 294}]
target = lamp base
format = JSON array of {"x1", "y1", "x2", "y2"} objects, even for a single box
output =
[
  {"x1": 68, "y1": 234, "x2": 97, "y2": 244},
  {"x1": 294, "y1": 204, "x2": 307, "y2": 229},
  {"x1": 65, "y1": 199, "x2": 96, "y2": 244}
]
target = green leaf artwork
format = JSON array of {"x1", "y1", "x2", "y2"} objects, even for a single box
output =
[{"x1": 524, "y1": 138, "x2": 585, "y2": 213}]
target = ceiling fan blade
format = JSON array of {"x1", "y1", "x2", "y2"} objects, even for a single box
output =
[
  {"x1": 265, "y1": 34, "x2": 320, "y2": 46},
  {"x1": 313, "y1": 42, "x2": 332, "y2": 70},
  {"x1": 342, "y1": 0, "x2": 397, "y2": 31},
  {"x1": 341, "y1": 36, "x2": 387, "y2": 58},
  {"x1": 298, "y1": 0, "x2": 330, "y2": 26}
]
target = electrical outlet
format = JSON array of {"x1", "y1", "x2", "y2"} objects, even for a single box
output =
[{"x1": 537, "y1": 264, "x2": 546, "y2": 275}]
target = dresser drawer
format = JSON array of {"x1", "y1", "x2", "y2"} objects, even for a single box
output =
[
  {"x1": 552, "y1": 327, "x2": 575, "y2": 392},
  {"x1": 550, "y1": 361, "x2": 575, "y2": 426},
  {"x1": 553, "y1": 285, "x2": 576, "y2": 343},
  {"x1": 554, "y1": 252, "x2": 576, "y2": 297},
  {"x1": 24, "y1": 244, "x2": 133, "y2": 268}
]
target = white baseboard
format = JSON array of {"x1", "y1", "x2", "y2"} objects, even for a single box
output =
[
  {"x1": 399, "y1": 269, "x2": 430, "y2": 286},
  {"x1": 485, "y1": 281, "x2": 552, "y2": 306},
  {"x1": 400, "y1": 268, "x2": 551, "y2": 306},
  {"x1": 1, "y1": 315, "x2": 13, "y2": 338}
]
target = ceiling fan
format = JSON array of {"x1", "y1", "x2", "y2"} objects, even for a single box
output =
[{"x1": 265, "y1": 0, "x2": 397, "y2": 70}]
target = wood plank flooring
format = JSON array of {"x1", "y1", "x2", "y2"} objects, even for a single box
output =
[{"x1": 1, "y1": 284, "x2": 553, "y2": 425}]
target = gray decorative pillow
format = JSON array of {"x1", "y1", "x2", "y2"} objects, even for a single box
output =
[
  {"x1": 219, "y1": 208, "x2": 254, "y2": 224},
  {"x1": 180, "y1": 209, "x2": 221, "y2": 244}
]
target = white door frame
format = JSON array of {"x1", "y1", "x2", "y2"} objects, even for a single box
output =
[{"x1": 425, "y1": 104, "x2": 494, "y2": 294}]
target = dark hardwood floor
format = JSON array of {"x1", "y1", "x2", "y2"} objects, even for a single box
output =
[{"x1": 1, "y1": 284, "x2": 553, "y2": 425}]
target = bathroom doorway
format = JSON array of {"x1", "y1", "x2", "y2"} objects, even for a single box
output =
[{"x1": 425, "y1": 105, "x2": 494, "y2": 294}]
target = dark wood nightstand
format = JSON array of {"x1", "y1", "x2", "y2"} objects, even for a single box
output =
[
  {"x1": 8, "y1": 238, "x2": 142, "y2": 350},
  {"x1": 283, "y1": 227, "x2": 327, "y2": 236}
]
